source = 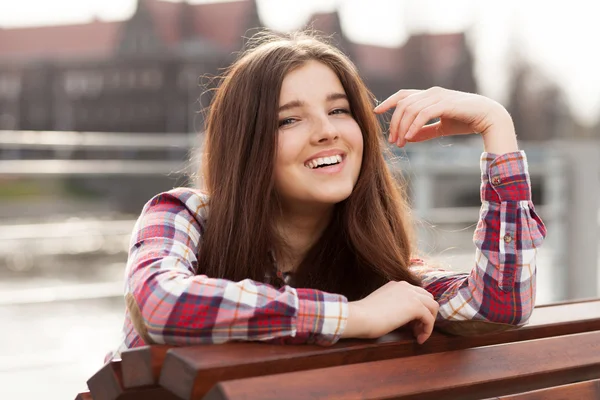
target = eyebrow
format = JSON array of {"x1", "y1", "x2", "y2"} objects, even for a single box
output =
[{"x1": 278, "y1": 92, "x2": 348, "y2": 113}]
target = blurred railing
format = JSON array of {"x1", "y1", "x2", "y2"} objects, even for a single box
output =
[
  {"x1": 0, "y1": 130, "x2": 598, "y2": 301},
  {"x1": 0, "y1": 130, "x2": 197, "y2": 175},
  {"x1": 0, "y1": 130, "x2": 195, "y2": 150}
]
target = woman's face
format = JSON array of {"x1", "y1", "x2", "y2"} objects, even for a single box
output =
[{"x1": 274, "y1": 60, "x2": 363, "y2": 212}]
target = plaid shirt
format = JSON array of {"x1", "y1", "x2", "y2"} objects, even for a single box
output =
[{"x1": 109, "y1": 151, "x2": 546, "y2": 359}]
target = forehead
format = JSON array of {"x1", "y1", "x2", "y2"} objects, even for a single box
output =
[{"x1": 279, "y1": 61, "x2": 345, "y2": 102}]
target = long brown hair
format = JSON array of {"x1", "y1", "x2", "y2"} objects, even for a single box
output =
[{"x1": 198, "y1": 31, "x2": 420, "y2": 301}]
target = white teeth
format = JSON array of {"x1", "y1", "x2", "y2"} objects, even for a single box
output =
[{"x1": 305, "y1": 154, "x2": 343, "y2": 169}]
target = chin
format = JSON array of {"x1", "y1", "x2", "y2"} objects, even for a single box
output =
[{"x1": 311, "y1": 185, "x2": 354, "y2": 205}]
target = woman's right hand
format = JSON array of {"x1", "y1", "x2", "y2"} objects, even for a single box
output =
[{"x1": 341, "y1": 281, "x2": 439, "y2": 344}]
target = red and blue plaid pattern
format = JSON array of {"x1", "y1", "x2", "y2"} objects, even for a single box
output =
[
  {"x1": 108, "y1": 151, "x2": 545, "y2": 360},
  {"x1": 413, "y1": 151, "x2": 546, "y2": 326}
]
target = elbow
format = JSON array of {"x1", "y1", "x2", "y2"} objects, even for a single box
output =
[
  {"x1": 126, "y1": 292, "x2": 166, "y2": 345},
  {"x1": 436, "y1": 300, "x2": 532, "y2": 336},
  {"x1": 514, "y1": 300, "x2": 534, "y2": 326},
  {"x1": 126, "y1": 290, "x2": 218, "y2": 346},
  {"x1": 481, "y1": 292, "x2": 534, "y2": 328}
]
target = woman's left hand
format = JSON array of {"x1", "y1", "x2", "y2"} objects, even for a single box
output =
[{"x1": 374, "y1": 87, "x2": 515, "y2": 148}]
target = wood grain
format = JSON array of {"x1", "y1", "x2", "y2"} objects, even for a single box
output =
[
  {"x1": 492, "y1": 378, "x2": 600, "y2": 399},
  {"x1": 86, "y1": 357, "x2": 181, "y2": 400},
  {"x1": 121, "y1": 345, "x2": 172, "y2": 388},
  {"x1": 158, "y1": 300, "x2": 600, "y2": 399},
  {"x1": 87, "y1": 361, "x2": 123, "y2": 400},
  {"x1": 203, "y1": 330, "x2": 600, "y2": 400}
]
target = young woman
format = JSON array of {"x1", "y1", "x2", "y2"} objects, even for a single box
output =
[{"x1": 109, "y1": 31, "x2": 546, "y2": 359}]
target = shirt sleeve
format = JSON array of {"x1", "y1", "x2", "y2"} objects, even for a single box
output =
[
  {"x1": 410, "y1": 151, "x2": 547, "y2": 334},
  {"x1": 125, "y1": 188, "x2": 348, "y2": 346}
]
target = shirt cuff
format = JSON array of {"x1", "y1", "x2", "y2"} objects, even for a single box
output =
[
  {"x1": 480, "y1": 150, "x2": 532, "y2": 203},
  {"x1": 294, "y1": 288, "x2": 348, "y2": 346}
]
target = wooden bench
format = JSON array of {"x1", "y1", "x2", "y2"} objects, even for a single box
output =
[
  {"x1": 204, "y1": 330, "x2": 600, "y2": 400},
  {"x1": 493, "y1": 378, "x2": 600, "y2": 399},
  {"x1": 80, "y1": 298, "x2": 600, "y2": 400}
]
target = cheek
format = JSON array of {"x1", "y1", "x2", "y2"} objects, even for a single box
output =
[
  {"x1": 275, "y1": 133, "x2": 301, "y2": 170},
  {"x1": 274, "y1": 133, "x2": 302, "y2": 189},
  {"x1": 348, "y1": 124, "x2": 364, "y2": 178},
  {"x1": 347, "y1": 123, "x2": 364, "y2": 158},
  {"x1": 355, "y1": 131, "x2": 364, "y2": 155}
]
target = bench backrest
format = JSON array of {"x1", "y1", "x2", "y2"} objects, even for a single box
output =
[
  {"x1": 204, "y1": 330, "x2": 600, "y2": 400},
  {"x1": 83, "y1": 299, "x2": 600, "y2": 400}
]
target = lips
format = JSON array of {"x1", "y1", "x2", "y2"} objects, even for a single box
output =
[{"x1": 304, "y1": 149, "x2": 346, "y2": 163}]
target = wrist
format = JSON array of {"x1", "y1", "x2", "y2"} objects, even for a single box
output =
[
  {"x1": 341, "y1": 302, "x2": 367, "y2": 339},
  {"x1": 480, "y1": 103, "x2": 515, "y2": 138},
  {"x1": 480, "y1": 105, "x2": 519, "y2": 154}
]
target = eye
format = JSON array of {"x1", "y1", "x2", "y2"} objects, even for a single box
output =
[
  {"x1": 278, "y1": 117, "x2": 297, "y2": 127},
  {"x1": 330, "y1": 108, "x2": 350, "y2": 115}
]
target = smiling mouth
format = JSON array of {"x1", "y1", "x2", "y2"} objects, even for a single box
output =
[{"x1": 304, "y1": 154, "x2": 343, "y2": 169}]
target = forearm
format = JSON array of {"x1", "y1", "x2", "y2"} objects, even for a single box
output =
[
  {"x1": 130, "y1": 266, "x2": 348, "y2": 346},
  {"x1": 415, "y1": 152, "x2": 547, "y2": 328}
]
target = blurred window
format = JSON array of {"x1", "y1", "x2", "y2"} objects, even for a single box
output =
[
  {"x1": 141, "y1": 69, "x2": 163, "y2": 89},
  {"x1": 28, "y1": 104, "x2": 45, "y2": 122},
  {"x1": 0, "y1": 74, "x2": 22, "y2": 99},
  {"x1": 64, "y1": 71, "x2": 102, "y2": 98},
  {"x1": 126, "y1": 70, "x2": 137, "y2": 88}
]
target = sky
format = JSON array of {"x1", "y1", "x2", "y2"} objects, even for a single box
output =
[{"x1": 1, "y1": 0, "x2": 599, "y2": 126}]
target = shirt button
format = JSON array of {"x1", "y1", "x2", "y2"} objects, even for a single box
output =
[
  {"x1": 491, "y1": 176, "x2": 502, "y2": 186},
  {"x1": 503, "y1": 234, "x2": 513, "y2": 244}
]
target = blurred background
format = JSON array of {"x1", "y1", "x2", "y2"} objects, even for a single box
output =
[{"x1": 0, "y1": 0, "x2": 599, "y2": 398}]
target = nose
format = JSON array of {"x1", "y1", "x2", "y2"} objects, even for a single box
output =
[{"x1": 313, "y1": 115, "x2": 339, "y2": 144}]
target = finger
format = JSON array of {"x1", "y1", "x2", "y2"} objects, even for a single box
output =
[
  {"x1": 412, "y1": 321, "x2": 432, "y2": 345},
  {"x1": 411, "y1": 321, "x2": 424, "y2": 340},
  {"x1": 387, "y1": 101, "x2": 405, "y2": 144},
  {"x1": 417, "y1": 331, "x2": 431, "y2": 345},
  {"x1": 415, "y1": 305, "x2": 436, "y2": 344},
  {"x1": 405, "y1": 122, "x2": 443, "y2": 143},
  {"x1": 404, "y1": 101, "x2": 449, "y2": 142},
  {"x1": 396, "y1": 97, "x2": 441, "y2": 147},
  {"x1": 388, "y1": 91, "x2": 431, "y2": 144},
  {"x1": 374, "y1": 89, "x2": 421, "y2": 115},
  {"x1": 418, "y1": 293, "x2": 440, "y2": 319},
  {"x1": 408, "y1": 283, "x2": 435, "y2": 299}
]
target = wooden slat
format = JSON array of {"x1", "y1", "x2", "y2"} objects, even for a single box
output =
[
  {"x1": 492, "y1": 378, "x2": 600, "y2": 399},
  {"x1": 533, "y1": 297, "x2": 600, "y2": 307},
  {"x1": 75, "y1": 387, "x2": 178, "y2": 400},
  {"x1": 121, "y1": 345, "x2": 171, "y2": 388},
  {"x1": 526, "y1": 299, "x2": 600, "y2": 325},
  {"x1": 158, "y1": 300, "x2": 600, "y2": 399},
  {"x1": 204, "y1": 330, "x2": 600, "y2": 400},
  {"x1": 86, "y1": 359, "x2": 181, "y2": 400},
  {"x1": 87, "y1": 362, "x2": 123, "y2": 400},
  {"x1": 112, "y1": 388, "x2": 181, "y2": 400}
]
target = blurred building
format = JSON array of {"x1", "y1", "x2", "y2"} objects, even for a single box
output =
[
  {"x1": 506, "y1": 61, "x2": 577, "y2": 141},
  {"x1": 0, "y1": 0, "x2": 477, "y2": 135}
]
